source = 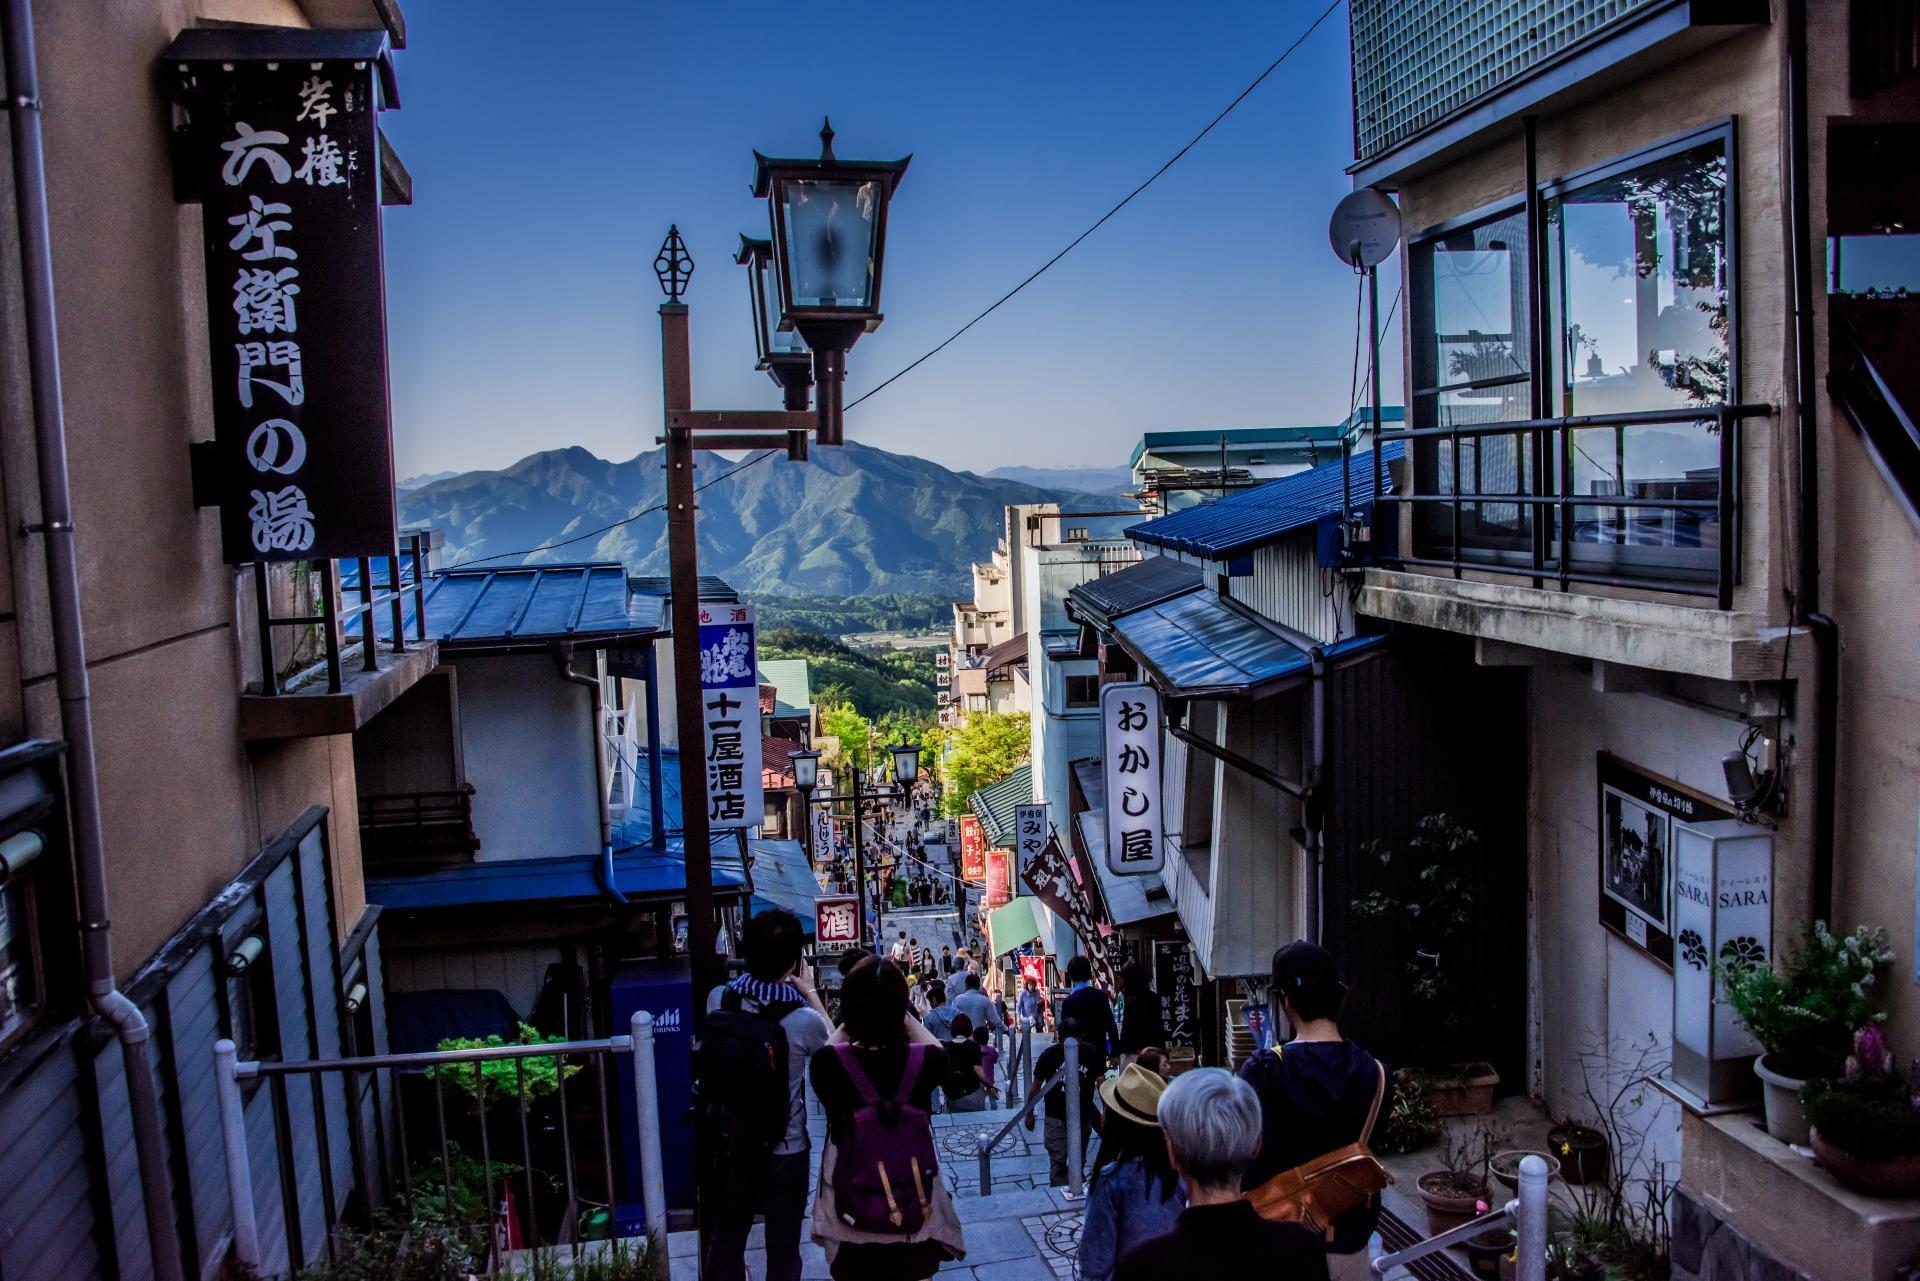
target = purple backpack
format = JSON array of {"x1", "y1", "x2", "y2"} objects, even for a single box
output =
[{"x1": 829, "y1": 1043, "x2": 940, "y2": 1234}]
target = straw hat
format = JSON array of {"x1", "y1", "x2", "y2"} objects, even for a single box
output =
[{"x1": 1097, "y1": 1063, "x2": 1168, "y2": 1128}]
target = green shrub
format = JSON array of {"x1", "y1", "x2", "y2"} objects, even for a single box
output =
[
  {"x1": 429, "y1": 1023, "x2": 580, "y2": 1109},
  {"x1": 1718, "y1": 923, "x2": 1894, "y2": 1078}
]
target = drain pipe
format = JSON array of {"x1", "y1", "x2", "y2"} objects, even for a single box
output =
[
  {"x1": 1305, "y1": 647, "x2": 1328, "y2": 945},
  {"x1": 560, "y1": 644, "x2": 624, "y2": 903},
  {"x1": 1784, "y1": 0, "x2": 1839, "y2": 921},
  {"x1": 1, "y1": 4, "x2": 184, "y2": 1279}
]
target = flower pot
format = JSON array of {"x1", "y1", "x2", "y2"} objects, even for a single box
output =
[
  {"x1": 1489, "y1": 1149, "x2": 1561, "y2": 1192},
  {"x1": 1546, "y1": 1123, "x2": 1609, "y2": 1185},
  {"x1": 1754, "y1": 1053, "x2": 1812, "y2": 1145},
  {"x1": 1810, "y1": 1127, "x2": 1920, "y2": 1196},
  {"x1": 1462, "y1": 1228, "x2": 1510, "y2": 1279},
  {"x1": 1426, "y1": 1062, "x2": 1501, "y2": 1116},
  {"x1": 1417, "y1": 1170, "x2": 1490, "y2": 1237}
]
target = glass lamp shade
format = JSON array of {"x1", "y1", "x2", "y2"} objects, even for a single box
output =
[
  {"x1": 789, "y1": 748, "x2": 820, "y2": 792},
  {"x1": 890, "y1": 741, "x2": 921, "y2": 787},
  {"x1": 736, "y1": 235, "x2": 776, "y2": 366},
  {"x1": 780, "y1": 178, "x2": 881, "y2": 310}
]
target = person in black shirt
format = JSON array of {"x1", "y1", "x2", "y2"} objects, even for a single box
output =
[
  {"x1": 940, "y1": 1012, "x2": 998, "y2": 1111},
  {"x1": 1114, "y1": 1068, "x2": 1328, "y2": 1281},
  {"x1": 1115, "y1": 961, "x2": 1164, "y2": 1064},
  {"x1": 1058, "y1": 955, "x2": 1117, "y2": 1067},
  {"x1": 1027, "y1": 1024, "x2": 1100, "y2": 1184},
  {"x1": 1237, "y1": 942, "x2": 1389, "y2": 1279}
]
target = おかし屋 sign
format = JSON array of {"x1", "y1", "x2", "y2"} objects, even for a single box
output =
[
  {"x1": 172, "y1": 35, "x2": 399, "y2": 563},
  {"x1": 698, "y1": 605, "x2": 764, "y2": 829},
  {"x1": 1100, "y1": 682, "x2": 1164, "y2": 875}
]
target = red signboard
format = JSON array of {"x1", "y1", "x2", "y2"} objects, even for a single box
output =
[
  {"x1": 960, "y1": 815, "x2": 986, "y2": 881},
  {"x1": 1017, "y1": 954, "x2": 1048, "y2": 990},
  {"x1": 985, "y1": 851, "x2": 1011, "y2": 909},
  {"x1": 814, "y1": 894, "x2": 861, "y2": 954}
]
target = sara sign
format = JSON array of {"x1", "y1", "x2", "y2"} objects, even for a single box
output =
[
  {"x1": 985, "y1": 851, "x2": 1012, "y2": 909},
  {"x1": 1015, "y1": 803, "x2": 1047, "y2": 883},
  {"x1": 1100, "y1": 682, "x2": 1164, "y2": 876},
  {"x1": 169, "y1": 32, "x2": 399, "y2": 563},
  {"x1": 814, "y1": 894, "x2": 861, "y2": 955},
  {"x1": 960, "y1": 815, "x2": 986, "y2": 881},
  {"x1": 698, "y1": 604, "x2": 764, "y2": 829}
]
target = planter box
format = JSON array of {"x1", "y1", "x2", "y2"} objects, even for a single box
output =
[{"x1": 1427, "y1": 1062, "x2": 1500, "y2": 1116}]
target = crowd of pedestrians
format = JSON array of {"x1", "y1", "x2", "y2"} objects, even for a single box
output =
[{"x1": 694, "y1": 898, "x2": 1387, "y2": 1281}]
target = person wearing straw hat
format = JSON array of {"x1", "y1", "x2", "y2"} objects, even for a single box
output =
[{"x1": 1078, "y1": 1062, "x2": 1185, "y2": 1281}]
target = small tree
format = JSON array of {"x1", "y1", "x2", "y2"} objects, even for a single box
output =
[
  {"x1": 818, "y1": 702, "x2": 875, "y2": 773},
  {"x1": 1352, "y1": 814, "x2": 1480, "y2": 1065},
  {"x1": 936, "y1": 710, "x2": 1031, "y2": 816}
]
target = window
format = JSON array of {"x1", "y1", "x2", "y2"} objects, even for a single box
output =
[
  {"x1": 0, "y1": 870, "x2": 43, "y2": 1050},
  {"x1": 1547, "y1": 134, "x2": 1730, "y2": 571},
  {"x1": 1065, "y1": 675, "x2": 1100, "y2": 708}
]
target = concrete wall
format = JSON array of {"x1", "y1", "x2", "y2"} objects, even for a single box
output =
[{"x1": 454, "y1": 655, "x2": 601, "y2": 861}]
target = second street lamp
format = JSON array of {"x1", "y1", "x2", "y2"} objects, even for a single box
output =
[{"x1": 735, "y1": 234, "x2": 813, "y2": 413}]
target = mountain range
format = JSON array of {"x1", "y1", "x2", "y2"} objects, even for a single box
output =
[
  {"x1": 982, "y1": 463, "x2": 1135, "y2": 496},
  {"x1": 398, "y1": 440, "x2": 1115, "y2": 596}
]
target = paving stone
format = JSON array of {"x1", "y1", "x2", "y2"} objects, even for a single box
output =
[
  {"x1": 668, "y1": 1229, "x2": 699, "y2": 1259},
  {"x1": 956, "y1": 1186, "x2": 1057, "y2": 1221},
  {"x1": 973, "y1": 1255, "x2": 1063, "y2": 1281},
  {"x1": 957, "y1": 1215, "x2": 1050, "y2": 1266}
]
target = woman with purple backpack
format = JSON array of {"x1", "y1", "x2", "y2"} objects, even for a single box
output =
[{"x1": 810, "y1": 956, "x2": 967, "y2": 1279}]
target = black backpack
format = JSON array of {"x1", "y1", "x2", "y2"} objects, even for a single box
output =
[{"x1": 694, "y1": 989, "x2": 801, "y2": 1164}]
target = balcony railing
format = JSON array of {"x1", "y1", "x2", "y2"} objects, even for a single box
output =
[
  {"x1": 359, "y1": 786, "x2": 480, "y2": 869},
  {"x1": 252, "y1": 528, "x2": 432, "y2": 696},
  {"x1": 1371, "y1": 403, "x2": 1773, "y2": 609}
]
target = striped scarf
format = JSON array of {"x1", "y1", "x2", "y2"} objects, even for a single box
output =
[{"x1": 727, "y1": 973, "x2": 804, "y2": 1006}]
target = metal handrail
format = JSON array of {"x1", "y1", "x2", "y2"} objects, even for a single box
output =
[
  {"x1": 215, "y1": 1011, "x2": 672, "y2": 1279},
  {"x1": 1369, "y1": 1154, "x2": 1549, "y2": 1281},
  {"x1": 975, "y1": 1035, "x2": 1083, "y2": 1197},
  {"x1": 253, "y1": 528, "x2": 432, "y2": 695}
]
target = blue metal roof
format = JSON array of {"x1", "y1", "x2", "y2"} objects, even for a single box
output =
[
  {"x1": 365, "y1": 837, "x2": 748, "y2": 911},
  {"x1": 1127, "y1": 442, "x2": 1406, "y2": 558},
  {"x1": 613, "y1": 748, "x2": 684, "y2": 849},
  {"x1": 748, "y1": 838, "x2": 822, "y2": 932},
  {"x1": 1065, "y1": 555, "x2": 1204, "y2": 629},
  {"x1": 347, "y1": 562, "x2": 664, "y2": 648},
  {"x1": 1107, "y1": 590, "x2": 1388, "y2": 699}
]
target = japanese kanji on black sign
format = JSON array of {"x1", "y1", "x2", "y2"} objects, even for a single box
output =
[{"x1": 178, "y1": 44, "x2": 398, "y2": 563}]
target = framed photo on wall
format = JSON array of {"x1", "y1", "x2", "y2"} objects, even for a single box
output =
[{"x1": 1596, "y1": 753, "x2": 1735, "y2": 968}]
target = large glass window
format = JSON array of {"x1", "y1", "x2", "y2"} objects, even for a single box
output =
[
  {"x1": 1548, "y1": 137, "x2": 1730, "y2": 571},
  {"x1": 1410, "y1": 208, "x2": 1537, "y2": 558}
]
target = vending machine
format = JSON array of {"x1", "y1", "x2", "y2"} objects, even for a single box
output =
[{"x1": 609, "y1": 956, "x2": 695, "y2": 1228}]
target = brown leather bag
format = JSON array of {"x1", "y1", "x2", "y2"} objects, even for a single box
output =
[{"x1": 1244, "y1": 1057, "x2": 1393, "y2": 1241}]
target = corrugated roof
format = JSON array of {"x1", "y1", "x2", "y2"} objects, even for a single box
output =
[
  {"x1": 757, "y1": 659, "x2": 812, "y2": 717},
  {"x1": 350, "y1": 563, "x2": 664, "y2": 648},
  {"x1": 1108, "y1": 591, "x2": 1388, "y2": 700},
  {"x1": 1127, "y1": 442, "x2": 1406, "y2": 558},
  {"x1": 763, "y1": 736, "x2": 803, "y2": 789},
  {"x1": 748, "y1": 838, "x2": 822, "y2": 930},
  {"x1": 1065, "y1": 556, "x2": 1204, "y2": 629},
  {"x1": 982, "y1": 633, "x2": 1029, "y2": 675},
  {"x1": 628, "y1": 574, "x2": 741, "y2": 603},
  {"x1": 366, "y1": 836, "x2": 748, "y2": 911},
  {"x1": 968, "y1": 763, "x2": 1032, "y2": 848}
]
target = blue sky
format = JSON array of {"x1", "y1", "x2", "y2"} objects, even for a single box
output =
[{"x1": 380, "y1": 1, "x2": 1402, "y2": 478}]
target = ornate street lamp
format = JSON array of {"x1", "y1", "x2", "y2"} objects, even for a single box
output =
[
  {"x1": 890, "y1": 740, "x2": 922, "y2": 787},
  {"x1": 735, "y1": 235, "x2": 813, "y2": 412},
  {"x1": 790, "y1": 747, "x2": 821, "y2": 795},
  {"x1": 753, "y1": 119, "x2": 910, "y2": 445}
]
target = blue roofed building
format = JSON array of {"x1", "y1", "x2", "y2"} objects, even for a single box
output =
[{"x1": 1129, "y1": 406, "x2": 1405, "y2": 516}]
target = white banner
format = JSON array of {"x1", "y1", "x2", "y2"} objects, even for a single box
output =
[
  {"x1": 1100, "y1": 681, "x2": 1163, "y2": 875},
  {"x1": 697, "y1": 603, "x2": 764, "y2": 830},
  {"x1": 1015, "y1": 802, "x2": 1047, "y2": 884}
]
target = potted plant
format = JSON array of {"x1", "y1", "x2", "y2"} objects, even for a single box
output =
[
  {"x1": 1491, "y1": 1147, "x2": 1562, "y2": 1192},
  {"x1": 1417, "y1": 1123, "x2": 1497, "y2": 1236},
  {"x1": 1719, "y1": 922, "x2": 1894, "y2": 1144},
  {"x1": 1377, "y1": 1068, "x2": 1442, "y2": 1155},
  {"x1": 1462, "y1": 1223, "x2": 1513, "y2": 1279},
  {"x1": 1546, "y1": 1120, "x2": 1609, "y2": 1186},
  {"x1": 1355, "y1": 814, "x2": 1501, "y2": 1111},
  {"x1": 1803, "y1": 1026, "x2": 1920, "y2": 1196}
]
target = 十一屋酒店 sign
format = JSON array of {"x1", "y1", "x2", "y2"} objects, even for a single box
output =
[{"x1": 169, "y1": 31, "x2": 399, "y2": 563}]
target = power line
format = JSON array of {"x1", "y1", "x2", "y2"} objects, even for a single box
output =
[
  {"x1": 843, "y1": 0, "x2": 1346, "y2": 414},
  {"x1": 444, "y1": 448, "x2": 781, "y2": 569}
]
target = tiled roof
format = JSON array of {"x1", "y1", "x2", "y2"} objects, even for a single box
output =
[
  {"x1": 968, "y1": 763, "x2": 1032, "y2": 848},
  {"x1": 351, "y1": 562, "x2": 663, "y2": 648},
  {"x1": 1065, "y1": 556, "x2": 1204, "y2": 629}
]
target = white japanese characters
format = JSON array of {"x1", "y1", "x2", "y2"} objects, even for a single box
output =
[
  {"x1": 697, "y1": 605, "x2": 766, "y2": 829},
  {"x1": 1100, "y1": 681, "x2": 1165, "y2": 876}
]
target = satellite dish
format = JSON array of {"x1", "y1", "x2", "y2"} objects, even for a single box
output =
[{"x1": 1328, "y1": 188, "x2": 1401, "y2": 269}]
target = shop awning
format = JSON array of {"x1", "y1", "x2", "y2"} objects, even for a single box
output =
[
  {"x1": 1107, "y1": 589, "x2": 1388, "y2": 700},
  {"x1": 1075, "y1": 809, "x2": 1174, "y2": 927},
  {"x1": 986, "y1": 897, "x2": 1043, "y2": 957},
  {"x1": 748, "y1": 838, "x2": 822, "y2": 932},
  {"x1": 968, "y1": 764, "x2": 1032, "y2": 848}
]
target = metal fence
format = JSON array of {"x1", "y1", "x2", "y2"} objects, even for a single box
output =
[
  {"x1": 214, "y1": 1010, "x2": 670, "y2": 1278},
  {"x1": 975, "y1": 1034, "x2": 1081, "y2": 1198},
  {"x1": 1370, "y1": 1154, "x2": 1550, "y2": 1281},
  {"x1": 252, "y1": 527, "x2": 432, "y2": 695}
]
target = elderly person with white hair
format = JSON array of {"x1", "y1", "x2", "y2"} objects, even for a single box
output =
[{"x1": 1114, "y1": 1069, "x2": 1329, "y2": 1281}]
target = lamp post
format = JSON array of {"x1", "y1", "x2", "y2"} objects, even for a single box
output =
[
  {"x1": 657, "y1": 121, "x2": 906, "y2": 1016},
  {"x1": 800, "y1": 739, "x2": 921, "y2": 949},
  {"x1": 791, "y1": 747, "x2": 821, "y2": 863}
]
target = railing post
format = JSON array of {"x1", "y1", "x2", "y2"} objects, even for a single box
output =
[
  {"x1": 253, "y1": 562, "x2": 278, "y2": 696},
  {"x1": 630, "y1": 1011, "x2": 670, "y2": 1274},
  {"x1": 977, "y1": 1131, "x2": 993, "y2": 1197},
  {"x1": 1063, "y1": 1037, "x2": 1083, "y2": 1198},
  {"x1": 387, "y1": 537, "x2": 406, "y2": 654},
  {"x1": 409, "y1": 532, "x2": 428, "y2": 643},
  {"x1": 215, "y1": 1039, "x2": 260, "y2": 1269},
  {"x1": 1517, "y1": 1154, "x2": 1549, "y2": 1281}
]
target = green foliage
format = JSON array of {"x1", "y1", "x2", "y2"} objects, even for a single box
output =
[
  {"x1": 408, "y1": 1141, "x2": 524, "y2": 1223},
  {"x1": 290, "y1": 1206, "x2": 484, "y2": 1281},
  {"x1": 748, "y1": 593, "x2": 950, "y2": 637},
  {"x1": 1803, "y1": 1073, "x2": 1920, "y2": 1162},
  {"x1": 759, "y1": 628, "x2": 935, "y2": 717},
  {"x1": 1377, "y1": 1068, "x2": 1442, "y2": 1155},
  {"x1": 1351, "y1": 814, "x2": 1480, "y2": 1063},
  {"x1": 513, "y1": 1239, "x2": 658, "y2": 1281},
  {"x1": 935, "y1": 711, "x2": 1031, "y2": 816},
  {"x1": 1718, "y1": 922, "x2": 1894, "y2": 1077},
  {"x1": 429, "y1": 1023, "x2": 580, "y2": 1110},
  {"x1": 818, "y1": 703, "x2": 875, "y2": 772}
]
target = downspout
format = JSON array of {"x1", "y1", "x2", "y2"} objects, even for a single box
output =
[
  {"x1": 643, "y1": 641, "x2": 666, "y2": 850},
  {"x1": 1784, "y1": 0, "x2": 1838, "y2": 920},
  {"x1": 560, "y1": 645, "x2": 624, "y2": 904},
  {"x1": 0, "y1": 4, "x2": 186, "y2": 1279}
]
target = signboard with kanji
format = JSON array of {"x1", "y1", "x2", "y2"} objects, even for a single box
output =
[
  {"x1": 697, "y1": 604, "x2": 765, "y2": 829},
  {"x1": 1154, "y1": 940, "x2": 1198, "y2": 1055},
  {"x1": 814, "y1": 894, "x2": 861, "y2": 955},
  {"x1": 1100, "y1": 681, "x2": 1164, "y2": 875},
  {"x1": 1015, "y1": 802, "x2": 1047, "y2": 884},
  {"x1": 174, "y1": 39, "x2": 398, "y2": 563},
  {"x1": 985, "y1": 850, "x2": 1011, "y2": 909},
  {"x1": 1017, "y1": 954, "x2": 1048, "y2": 990},
  {"x1": 960, "y1": 815, "x2": 986, "y2": 881}
]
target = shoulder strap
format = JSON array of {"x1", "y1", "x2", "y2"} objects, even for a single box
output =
[
  {"x1": 831, "y1": 1043, "x2": 884, "y2": 1107},
  {"x1": 1359, "y1": 1061, "x2": 1387, "y2": 1145},
  {"x1": 720, "y1": 987, "x2": 744, "y2": 1013},
  {"x1": 892, "y1": 1043, "x2": 928, "y2": 1104}
]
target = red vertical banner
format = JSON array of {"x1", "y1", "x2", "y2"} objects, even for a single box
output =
[
  {"x1": 961, "y1": 815, "x2": 986, "y2": 881},
  {"x1": 985, "y1": 850, "x2": 1011, "y2": 909},
  {"x1": 1017, "y1": 954, "x2": 1048, "y2": 989}
]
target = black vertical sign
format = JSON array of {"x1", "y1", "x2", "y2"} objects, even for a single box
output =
[{"x1": 181, "y1": 45, "x2": 396, "y2": 562}]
